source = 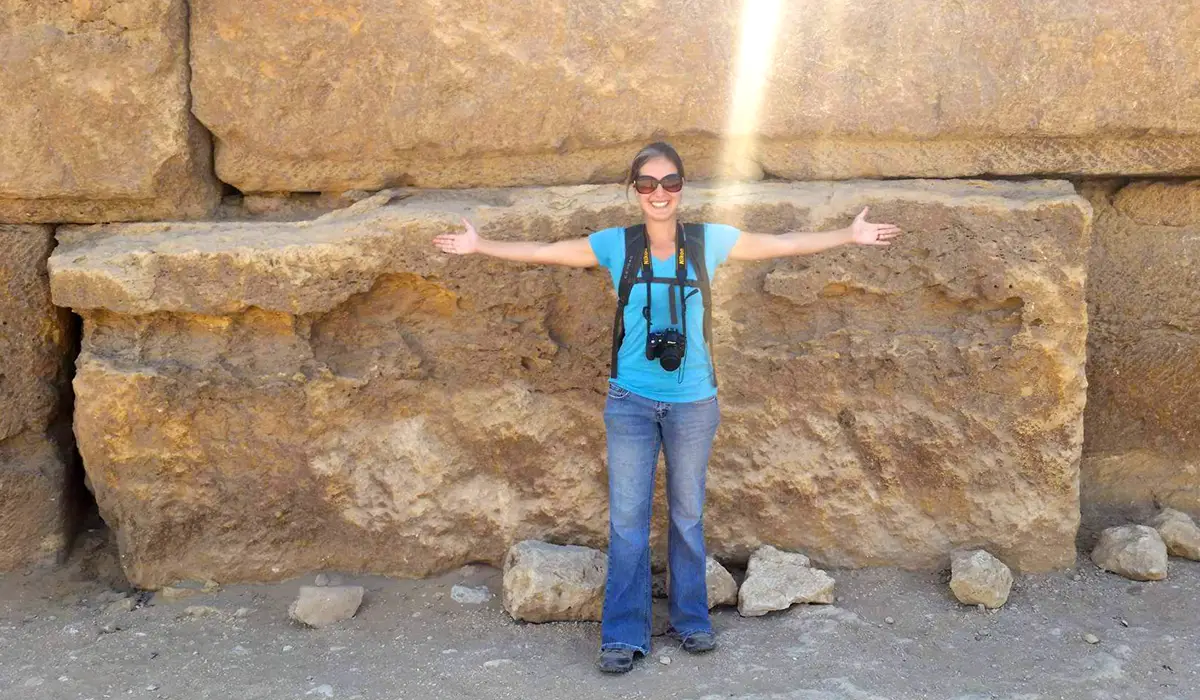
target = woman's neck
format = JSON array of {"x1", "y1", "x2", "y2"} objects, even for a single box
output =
[{"x1": 645, "y1": 218, "x2": 677, "y2": 247}]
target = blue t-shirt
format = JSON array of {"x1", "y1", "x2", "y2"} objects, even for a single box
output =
[{"x1": 589, "y1": 223, "x2": 741, "y2": 402}]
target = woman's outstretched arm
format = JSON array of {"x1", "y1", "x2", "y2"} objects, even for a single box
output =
[
  {"x1": 432, "y1": 218, "x2": 599, "y2": 268},
  {"x1": 729, "y1": 207, "x2": 902, "y2": 261}
]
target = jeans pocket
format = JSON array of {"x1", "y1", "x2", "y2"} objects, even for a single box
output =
[{"x1": 607, "y1": 384, "x2": 631, "y2": 400}]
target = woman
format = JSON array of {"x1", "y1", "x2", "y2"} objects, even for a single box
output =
[{"x1": 433, "y1": 142, "x2": 901, "y2": 673}]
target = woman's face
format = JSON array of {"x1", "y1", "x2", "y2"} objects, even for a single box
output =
[{"x1": 635, "y1": 156, "x2": 682, "y2": 224}]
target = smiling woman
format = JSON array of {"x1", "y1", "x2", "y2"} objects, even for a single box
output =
[{"x1": 430, "y1": 141, "x2": 902, "y2": 674}]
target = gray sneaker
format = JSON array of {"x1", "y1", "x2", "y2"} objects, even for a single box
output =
[
  {"x1": 681, "y1": 631, "x2": 716, "y2": 654},
  {"x1": 597, "y1": 647, "x2": 637, "y2": 673}
]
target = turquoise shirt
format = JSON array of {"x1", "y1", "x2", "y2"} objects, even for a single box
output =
[{"x1": 589, "y1": 223, "x2": 741, "y2": 402}]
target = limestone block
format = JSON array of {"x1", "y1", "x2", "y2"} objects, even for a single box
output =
[
  {"x1": 706, "y1": 557, "x2": 739, "y2": 609},
  {"x1": 1081, "y1": 181, "x2": 1200, "y2": 520},
  {"x1": 1091, "y1": 525, "x2": 1168, "y2": 581},
  {"x1": 949, "y1": 549, "x2": 1013, "y2": 609},
  {"x1": 502, "y1": 541, "x2": 606, "y2": 623},
  {"x1": 0, "y1": 0, "x2": 218, "y2": 223},
  {"x1": 189, "y1": 0, "x2": 1200, "y2": 192},
  {"x1": 738, "y1": 546, "x2": 834, "y2": 617},
  {"x1": 49, "y1": 180, "x2": 1088, "y2": 587},
  {"x1": 1147, "y1": 509, "x2": 1200, "y2": 561},
  {"x1": 0, "y1": 226, "x2": 76, "y2": 570},
  {"x1": 288, "y1": 585, "x2": 365, "y2": 628}
]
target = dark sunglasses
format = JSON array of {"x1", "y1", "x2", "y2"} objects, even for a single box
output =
[{"x1": 633, "y1": 173, "x2": 683, "y2": 195}]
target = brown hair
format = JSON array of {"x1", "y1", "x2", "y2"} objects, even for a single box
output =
[{"x1": 625, "y1": 142, "x2": 686, "y2": 188}]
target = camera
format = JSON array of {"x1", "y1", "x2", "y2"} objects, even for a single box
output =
[{"x1": 646, "y1": 328, "x2": 687, "y2": 371}]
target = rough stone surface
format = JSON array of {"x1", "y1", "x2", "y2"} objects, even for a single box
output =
[
  {"x1": 738, "y1": 546, "x2": 834, "y2": 617},
  {"x1": 287, "y1": 585, "x2": 364, "y2": 628},
  {"x1": 0, "y1": 0, "x2": 219, "y2": 223},
  {"x1": 502, "y1": 541, "x2": 605, "y2": 623},
  {"x1": 949, "y1": 549, "x2": 1014, "y2": 609},
  {"x1": 0, "y1": 226, "x2": 76, "y2": 570},
  {"x1": 706, "y1": 557, "x2": 738, "y2": 609},
  {"x1": 1090, "y1": 525, "x2": 1168, "y2": 581},
  {"x1": 1081, "y1": 181, "x2": 1200, "y2": 524},
  {"x1": 1147, "y1": 509, "x2": 1200, "y2": 561},
  {"x1": 189, "y1": 1, "x2": 1200, "y2": 192},
  {"x1": 49, "y1": 180, "x2": 1088, "y2": 587}
]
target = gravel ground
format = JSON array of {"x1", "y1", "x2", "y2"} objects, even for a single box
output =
[{"x1": 1, "y1": 528, "x2": 1197, "y2": 700}]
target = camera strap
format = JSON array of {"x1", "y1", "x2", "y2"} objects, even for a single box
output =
[{"x1": 610, "y1": 223, "x2": 716, "y2": 387}]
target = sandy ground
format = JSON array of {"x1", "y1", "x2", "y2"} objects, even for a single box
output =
[{"x1": 1, "y1": 528, "x2": 1197, "y2": 700}]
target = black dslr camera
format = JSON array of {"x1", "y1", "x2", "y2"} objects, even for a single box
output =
[{"x1": 646, "y1": 328, "x2": 687, "y2": 371}]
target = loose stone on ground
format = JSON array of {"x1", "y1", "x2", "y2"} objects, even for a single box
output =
[
  {"x1": 1091, "y1": 525, "x2": 1168, "y2": 581},
  {"x1": 949, "y1": 549, "x2": 1014, "y2": 609},
  {"x1": 288, "y1": 586, "x2": 365, "y2": 628},
  {"x1": 738, "y1": 546, "x2": 835, "y2": 617}
]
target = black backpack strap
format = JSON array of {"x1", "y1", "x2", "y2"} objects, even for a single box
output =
[
  {"x1": 683, "y1": 223, "x2": 717, "y2": 387},
  {"x1": 611, "y1": 225, "x2": 646, "y2": 379}
]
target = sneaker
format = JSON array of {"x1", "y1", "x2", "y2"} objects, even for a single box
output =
[
  {"x1": 597, "y1": 647, "x2": 637, "y2": 674},
  {"x1": 681, "y1": 631, "x2": 716, "y2": 654}
]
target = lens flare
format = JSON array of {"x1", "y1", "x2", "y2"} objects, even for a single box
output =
[{"x1": 718, "y1": 0, "x2": 784, "y2": 191}]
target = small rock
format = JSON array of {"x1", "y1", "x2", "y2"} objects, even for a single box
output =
[
  {"x1": 483, "y1": 659, "x2": 513, "y2": 669},
  {"x1": 502, "y1": 541, "x2": 606, "y2": 623},
  {"x1": 282, "y1": 645, "x2": 294, "y2": 652},
  {"x1": 146, "y1": 685, "x2": 159, "y2": 691},
  {"x1": 949, "y1": 550, "x2": 1013, "y2": 609},
  {"x1": 658, "y1": 655, "x2": 672, "y2": 665},
  {"x1": 1070, "y1": 572, "x2": 1081, "y2": 582},
  {"x1": 182, "y1": 606, "x2": 221, "y2": 619},
  {"x1": 1083, "y1": 633, "x2": 1100, "y2": 644},
  {"x1": 104, "y1": 598, "x2": 136, "y2": 616},
  {"x1": 305, "y1": 684, "x2": 334, "y2": 698},
  {"x1": 737, "y1": 545, "x2": 834, "y2": 617},
  {"x1": 288, "y1": 586, "x2": 365, "y2": 628},
  {"x1": 234, "y1": 607, "x2": 251, "y2": 618},
  {"x1": 1091, "y1": 525, "x2": 1168, "y2": 581},
  {"x1": 705, "y1": 557, "x2": 739, "y2": 608},
  {"x1": 885, "y1": 617, "x2": 895, "y2": 625},
  {"x1": 158, "y1": 580, "x2": 220, "y2": 603},
  {"x1": 450, "y1": 584, "x2": 492, "y2": 605},
  {"x1": 1147, "y1": 509, "x2": 1200, "y2": 560}
]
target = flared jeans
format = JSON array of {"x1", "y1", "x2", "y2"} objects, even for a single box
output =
[{"x1": 600, "y1": 384, "x2": 721, "y2": 654}]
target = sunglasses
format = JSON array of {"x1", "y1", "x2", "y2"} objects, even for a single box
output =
[{"x1": 633, "y1": 173, "x2": 683, "y2": 195}]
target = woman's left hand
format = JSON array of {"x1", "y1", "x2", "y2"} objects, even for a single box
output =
[{"x1": 850, "y1": 207, "x2": 903, "y2": 246}]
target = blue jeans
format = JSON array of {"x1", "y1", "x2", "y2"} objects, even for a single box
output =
[{"x1": 600, "y1": 384, "x2": 721, "y2": 654}]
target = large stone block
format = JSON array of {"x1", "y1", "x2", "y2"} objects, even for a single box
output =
[
  {"x1": 0, "y1": 0, "x2": 219, "y2": 223},
  {"x1": 1, "y1": 226, "x2": 76, "y2": 569},
  {"x1": 1082, "y1": 181, "x2": 1200, "y2": 522},
  {"x1": 50, "y1": 181, "x2": 1088, "y2": 587},
  {"x1": 190, "y1": 0, "x2": 1200, "y2": 192}
]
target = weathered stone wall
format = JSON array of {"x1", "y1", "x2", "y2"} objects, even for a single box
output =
[
  {"x1": 2, "y1": 0, "x2": 1196, "y2": 583},
  {"x1": 0, "y1": 226, "x2": 77, "y2": 569},
  {"x1": 0, "y1": 0, "x2": 219, "y2": 223},
  {"x1": 190, "y1": 0, "x2": 1200, "y2": 191},
  {"x1": 1082, "y1": 180, "x2": 1200, "y2": 524},
  {"x1": 48, "y1": 181, "x2": 1088, "y2": 586}
]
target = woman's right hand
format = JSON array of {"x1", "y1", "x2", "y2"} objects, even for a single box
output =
[{"x1": 432, "y1": 218, "x2": 481, "y2": 255}]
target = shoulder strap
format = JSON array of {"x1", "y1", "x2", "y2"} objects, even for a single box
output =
[
  {"x1": 683, "y1": 223, "x2": 717, "y2": 387},
  {"x1": 610, "y1": 225, "x2": 646, "y2": 379}
]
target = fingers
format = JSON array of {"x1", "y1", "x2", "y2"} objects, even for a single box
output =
[{"x1": 431, "y1": 233, "x2": 464, "y2": 254}]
